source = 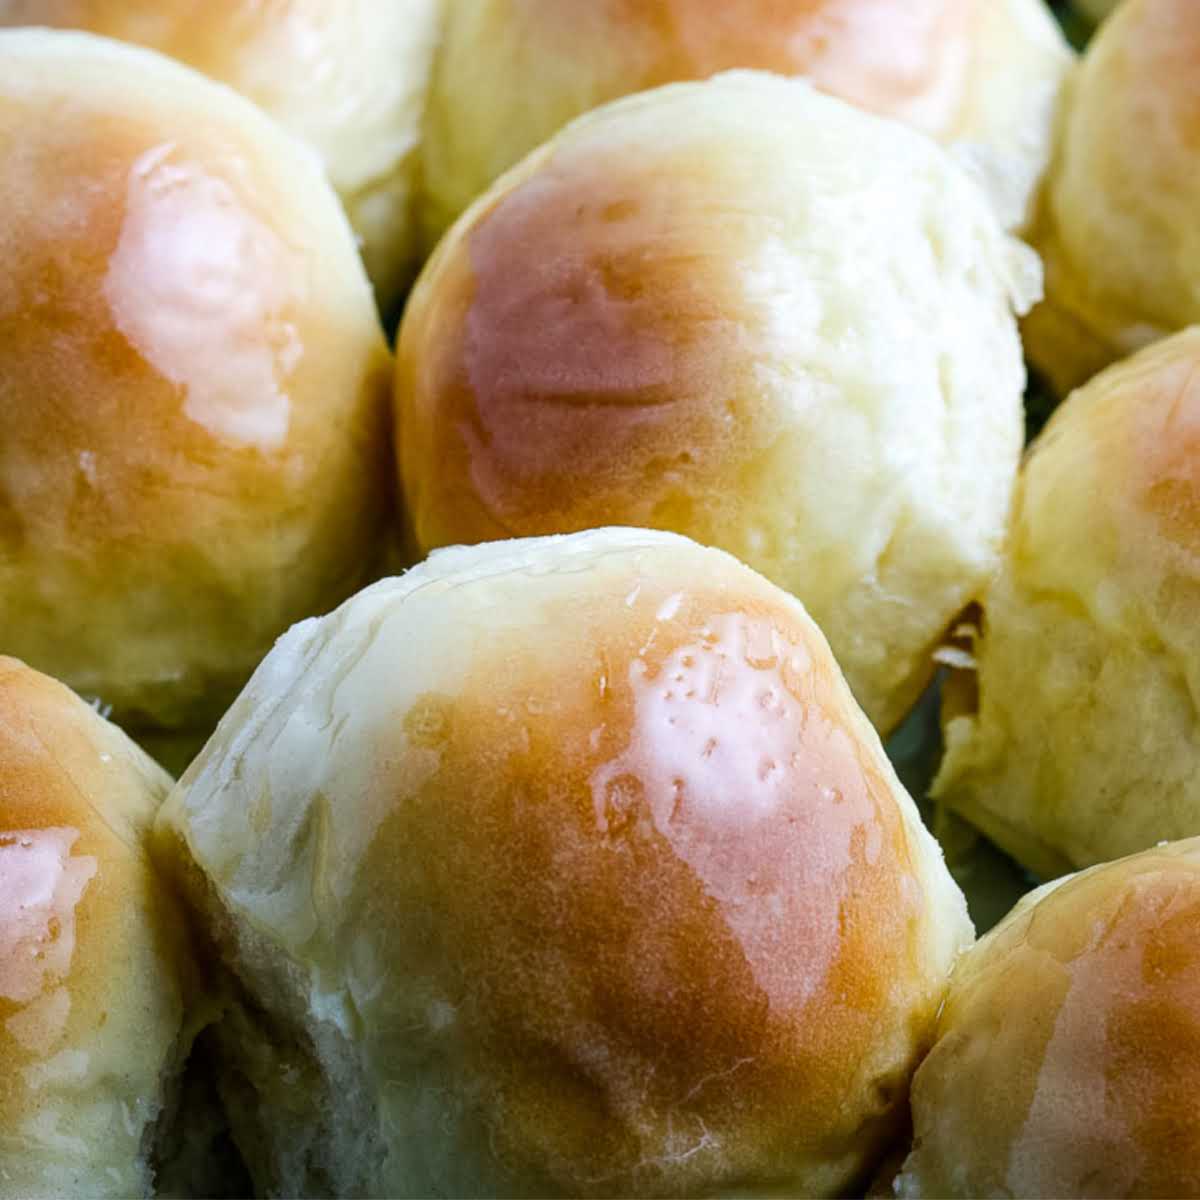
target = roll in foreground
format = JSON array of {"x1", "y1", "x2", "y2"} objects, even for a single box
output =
[
  {"x1": 421, "y1": 0, "x2": 1071, "y2": 243},
  {"x1": 1026, "y1": 0, "x2": 1200, "y2": 393},
  {"x1": 0, "y1": 0, "x2": 441, "y2": 312},
  {"x1": 935, "y1": 329, "x2": 1200, "y2": 877},
  {"x1": 897, "y1": 839, "x2": 1200, "y2": 1197},
  {"x1": 0, "y1": 30, "x2": 393, "y2": 731},
  {"x1": 155, "y1": 528, "x2": 972, "y2": 1198},
  {"x1": 0, "y1": 658, "x2": 199, "y2": 1198},
  {"x1": 398, "y1": 71, "x2": 1037, "y2": 734}
]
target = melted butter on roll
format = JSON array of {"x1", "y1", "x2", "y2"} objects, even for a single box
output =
[
  {"x1": 0, "y1": 0, "x2": 440, "y2": 311},
  {"x1": 898, "y1": 838, "x2": 1200, "y2": 1198},
  {"x1": 156, "y1": 528, "x2": 972, "y2": 1199},
  {"x1": 0, "y1": 30, "x2": 393, "y2": 732},
  {"x1": 399, "y1": 72, "x2": 1038, "y2": 733},
  {"x1": 0, "y1": 658, "x2": 204, "y2": 1198}
]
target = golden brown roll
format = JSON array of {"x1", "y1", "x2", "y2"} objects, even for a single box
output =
[
  {"x1": 398, "y1": 71, "x2": 1038, "y2": 735},
  {"x1": 0, "y1": 29, "x2": 393, "y2": 731},
  {"x1": 155, "y1": 528, "x2": 973, "y2": 1199},
  {"x1": 0, "y1": 657, "x2": 200, "y2": 1198},
  {"x1": 897, "y1": 838, "x2": 1200, "y2": 1198},
  {"x1": 1026, "y1": 0, "x2": 1200, "y2": 394},
  {"x1": 421, "y1": 0, "x2": 1071, "y2": 244},
  {"x1": 935, "y1": 328, "x2": 1200, "y2": 877},
  {"x1": 0, "y1": 0, "x2": 441, "y2": 311}
]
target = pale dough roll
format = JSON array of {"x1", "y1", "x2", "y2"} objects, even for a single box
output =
[
  {"x1": 155, "y1": 528, "x2": 973, "y2": 1198},
  {"x1": 0, "y1": 658, "x2": 200, "y2": 1198},
  {"x1": 0, "y1": 0, "x2": 441, "y2": 311},
  {"x1": 1027, "y1": 0, "x2": 1200, "y2": 394},
  {"x1": 420, "y1": 0, "x2": 1071, "y2": 244},
  {"x1": 398, "y1": 71, "x2": 1037, "y2": 733},
  {"x1": 936, "y1": 328, "x2": 1200, "y2": 876},
  {"x1": 898, "y1": 838, "x2": 1200, "y2": 1197},
  {"x1": 0, "y1": 30, "x2": 393, "y2": 730}
]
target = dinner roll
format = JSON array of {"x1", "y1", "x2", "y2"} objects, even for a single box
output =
[
  {"x1": 0, "y1": 658, "x2": 200, "y2": 1198},
  {"x1": 897, "y1": 838, "x2": 1200, "y2": 1197},
  {"x1": 0, "y1": 0, "x2": 441, "y2": 312},
  {"x1": 0, "y1": 30, "x2": 392, "y2": 731},
  {"x1": 935, "y1": 329, "x2": 1200, "y2": 877},
  {"x1": 1026, "y1": 0, "x2": 1200, "y2": 394},
  {"x1": 398, "y1": 72, "x2": 1037, "y2": 734},
  {"x1": 421, "y1": 0, "x2": 1071, "y2": 243},
  {"x1": 155, "y1": 528, "x2": 973, "y2": 1199}
]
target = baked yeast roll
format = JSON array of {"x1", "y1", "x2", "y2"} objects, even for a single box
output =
[
  {"x1": 399, "y1": 72, "x2": 1037, "y2": 734},
  {"x1": 898, "y1": 839, "x2": 1200, "y2": 1198},
  {"x1": 1027, "y1": 0, "x2": 1200, "y2": 393},
  {"x1": 0, "y1": 0, "x2": 441, "y2": 311},
  {"x1": 0, "y1": 30, "x2": 392, "y2": 731},
  {"x1": 935, "y1": 330, "x2": 1200, "y2": 876},
  {"x1": 0, "y1": 658, "x2": 197, "y2": 1198},
  {"x1": 421, "y1": 0, "x2": 1071, "y2": 242},
  {"x1": 156, "y1": 529, "x2": 972, "y2": 1198}
]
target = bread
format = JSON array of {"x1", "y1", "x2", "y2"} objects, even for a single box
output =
[
  {"x1": 1026, "y1": 0, "x2": 1200, "y2": 394},
  {"x1": 0, "y1": 657, "x2": 200, "y2": 1198},
  {"x1": 154, "y1": 527, "x2": 973, "y2": 1198},
  {"x1": 935, "y1": 329, "x2": 1200, "y2": 877},
  {"x1": 0, "y1": 29, "x2": 393, "y2": 732},
  {"x1": 420, "y1": 0, "x2": 1071, "y2": 244},
  {"x1": 0, "y1": 0, "x2": 441, "y2": 312},
  {"x1": 397, "y1": 71, "x2": 1038, "y2": 734},
  {"x1": 896, "y1": 838, "x2": 1200, "y2": 1197}
]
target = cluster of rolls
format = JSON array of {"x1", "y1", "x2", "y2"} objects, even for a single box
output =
[
  {"x1": 936, "y1": 0, "x2": 1200, "y2": 878},
  {"x1": 3, "y1": 2, "x2": 1200, "y2": 1198}
]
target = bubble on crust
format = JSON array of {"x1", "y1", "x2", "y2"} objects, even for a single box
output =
[
  {"x1": 591, "y1": 611, "x2": 887, "y2": 1014},
  {"x1": 76, "y1": 450, "x2": 97, "y2": 486},
  {"x1": 104, "y1": 141, "x2": 305, "y2": 452},
  {"x1": 0, "y1": 828, "x2": 96, "y2": 1006},
  {"x1": 655, "y1": 591, "x2": 683, "y2": 621}
]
